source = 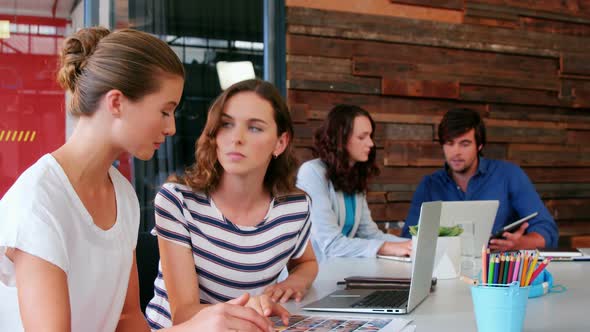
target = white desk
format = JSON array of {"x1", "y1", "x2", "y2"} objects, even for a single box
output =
[{"x1": 284, "y1": 258, "x2": 589, "y2": 331}]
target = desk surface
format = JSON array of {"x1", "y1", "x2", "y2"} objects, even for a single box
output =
[{"x1": 284, "y1": 258, "x2": 589, "y2": 331}]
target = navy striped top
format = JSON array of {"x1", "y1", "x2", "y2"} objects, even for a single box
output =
[{"x1": 145, "y1": 183, "x2": 311, "y2": 329}]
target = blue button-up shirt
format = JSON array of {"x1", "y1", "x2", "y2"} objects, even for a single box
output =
[{"x1": 401, "y1": 158, "x2": 558, "y2": 248}]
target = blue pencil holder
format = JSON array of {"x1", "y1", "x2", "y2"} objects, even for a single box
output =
[{"x1": 471, "y1": 282, "x2": 529, "y2": 332}]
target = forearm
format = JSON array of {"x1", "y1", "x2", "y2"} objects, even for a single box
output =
[
  {"x1": 287, "y1": 260, "x2": 318, "y2": 288},
  {"x1": 526, "y1": 216, "x2": 558, "y2": 248},
  {"x1": 171, "y1": 302, "x2": 211, "y2": 326},
  {"x1": 116, "y1": 312, "x2": 150, "y2": 332},
  {"x1": 323, "y1": 235, "x2": 385, "y2": 257},
  {"x1": 520, "y1": 232, "x2": 546, "y2": 249}
]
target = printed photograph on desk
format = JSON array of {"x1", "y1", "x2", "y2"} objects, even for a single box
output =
[{"x1": 270, "y1": 315, "x2": 411, "y2": 332}]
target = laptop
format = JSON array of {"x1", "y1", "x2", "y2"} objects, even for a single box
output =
[
  {"x1": 377, "y1": 201, "x2": 499, "y2": 263},
  {"x1": 303, "y1": 201, "x2": 442, "y2": 314},
  {"x1": 438, "y1": 201, "x2": 499, "y2": 258}
]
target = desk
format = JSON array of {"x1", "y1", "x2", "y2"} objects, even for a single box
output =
[{"x1": 284, "y1": 258, "x2": 589, "y2": 331}]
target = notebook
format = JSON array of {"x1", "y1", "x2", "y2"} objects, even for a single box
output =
[
  {"x1": 302, "y1": 201, "x2": 442, "y2": 314},
  {"x1": 376, "y1": 254, "x2": 411, "y2": 263},
  {"x1": 539, "y1": 248, "x2": 590, "y2": 261}
]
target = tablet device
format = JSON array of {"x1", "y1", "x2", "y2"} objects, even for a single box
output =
[{"x1": 491, "y1": 212, "x2": 538, "y2": 239}]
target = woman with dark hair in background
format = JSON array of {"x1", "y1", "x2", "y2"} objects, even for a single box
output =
[
  {"x1": 145, "y1": 79, "x2": 318, "y2": 330},
  {"x1": 0, "y1": 27, "x2": 274, "y2": 332},
  {"x1": 297, "y1": 104, "x2": 411, "y2": 262}
]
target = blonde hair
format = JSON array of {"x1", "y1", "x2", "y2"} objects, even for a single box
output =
[
  {"x1": 171, "y1": 79, "x2": 299, "y2": 196},
  {"x1": 57, "y1": 26, "x2": 185, "y2": 115}
]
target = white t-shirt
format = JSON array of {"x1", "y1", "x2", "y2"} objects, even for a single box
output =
[{"x1": 0, "y1": 154, "x2": 140, "y2": 332}]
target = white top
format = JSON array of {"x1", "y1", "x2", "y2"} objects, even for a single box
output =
[
  {"x1": 0, "y1": 154, "x2": 140, "y2": 332},
  {"x1": 145, "y1": 183, "x2": 311, "y2": 329}
]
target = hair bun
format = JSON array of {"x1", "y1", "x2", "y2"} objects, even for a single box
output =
[{"x1": 57, "y1": 26, "x2": 111, "y2": 92}]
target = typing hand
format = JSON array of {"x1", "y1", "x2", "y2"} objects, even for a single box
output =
[
  {"x1": 489, "y1": 222, "x2": 528, "y2": 251},
  {"x1": 263, "y1": 275, "x2": 311, "y2": 304},
  {"x1": 245, "y1": 293, "x2": 290, "y2": 325},
  {"x1": 378, "y1": 240, "x2": 412, "y2": 257}
]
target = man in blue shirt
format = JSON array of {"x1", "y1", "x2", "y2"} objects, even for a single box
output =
[{"x1": 402, "y1": 108, "x2": 558, "y2": 249}]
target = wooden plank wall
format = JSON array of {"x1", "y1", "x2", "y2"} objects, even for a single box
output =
[{"x1": 285, "y1": 0, "x2": 590, "y2": 247}]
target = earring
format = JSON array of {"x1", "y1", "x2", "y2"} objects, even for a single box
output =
[{"x1": 273, "y1": 153, "x2": 278, "y2": 159}]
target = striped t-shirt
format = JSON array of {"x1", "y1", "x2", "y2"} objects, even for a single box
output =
[{"x1": 145, "y1": 182, "x2": 311, "y2": 330}]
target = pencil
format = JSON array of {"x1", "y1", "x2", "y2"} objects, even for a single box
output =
[
  {"x1": 498, "y1": 255, "x2": 505, "y2": 284},
  {"x1": 506, "y1": 254, "x2": 515, "y2": 284},
  {"x1": 511, "y1": 254, "x2": 521, "y2": 284},
  {"x1": 482, "y1": 245, "x2": 488, "y2": 284},
  {"x1": 529, "y1": 258, "x2": 551, "y2": 285},
  {"x1": 525, "y1": 251, "x2": 540, "y2": 286},
  {"x1": 520, "y1": 252, "x2": 530, "y2": 287},
  {"x1": 493, "y1": 255, "x2": 500, "y2": 284},
  {"x1": 460, "y1": 275, "x2": 479, "y2": 286},
  {"x1": 503, "y1": 254, "x2": 511, "y2": 284},
  {"x1": 517, "y1": 252, "x2": 525, "y2": 285},
  {"x1": 488, "y1": 254, "x2": 495, "y2": 285}
]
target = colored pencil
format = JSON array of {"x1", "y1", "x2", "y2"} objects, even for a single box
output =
[
  {"x1": 488, "y1": 254, "x2": 495, "y2": 284},
  {"x1": 502, "y1": 254, "x2": 510, "y2": 284},
  {"x1": 517, "y1": 252, "x2": 525, "y2": 285},
  {"x1": 512, "y1": 254, "x2": 521, "y2": 284},
  {"x1": 482, "y1": 245, "x2": 488, "y2": 284},
  {"x1": 525, "y1": 251, "x2": 540, "y2": 286},
  {"x1": 498, "y1": 255, "x2": 505, "y2": 284},
  {"x1": 506, "y1": 254, "x2": 515, "y2": 284},
  {"x1": 518, "y1": 252, "x2": 529, "y2": 287},
  {"x1": 493, "y1": 256, "x2": 500, "y2": 284},
  {"x1": 520, "y1": 252, "x2": 530, "y2": 287},
  {"x1": 460, "y1": 275, "x2": 479, "y2": 286},
  {"x1": 529, "y1": 258, "x2": 551, "y2": 285}
]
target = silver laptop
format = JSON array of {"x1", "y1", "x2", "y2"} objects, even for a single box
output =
[
  {"x1": 438, "y1": 201, "x2": 499, "y2": 258},
  {"x1": 303, "y1": 201, "x2": 442, "y2": 314}
]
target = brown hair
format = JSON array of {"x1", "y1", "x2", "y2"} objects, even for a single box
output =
[
  {"x1": 172, "y1": 79, "x2": 298, "y2": 196},
  {"x1": 438, "y1": 108, "x2": 487, "y2": 156},
  {"x1": 57, "y1": 26, "x2": 185, "y2": 115},
  {"x1": 314, "y1": 104, "x2": 379, "y2": 194}
]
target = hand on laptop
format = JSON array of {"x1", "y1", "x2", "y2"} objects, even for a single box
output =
[
  {"x1": 378, "y1": 240, "x2": 412, "y2": 257},
  {"x1": 488, "y1": 222, "x2": 528, "y2": 251},
  {"x1": 244, "y1": 293, "x2": 290, "y2": 326}
]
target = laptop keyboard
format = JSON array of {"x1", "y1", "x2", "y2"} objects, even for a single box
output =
[{"x1": 351, "y1": 290, "x2": 409, "y2": 308}]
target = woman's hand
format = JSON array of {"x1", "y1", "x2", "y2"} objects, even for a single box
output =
[
  {"x1": 245, "y1": 293, "x2": 290, "y2": 325},
  {"x1": 181, "y1": 293, "x2": 275, "y2": 332},
  {"x1": 378, "y1": 240, "x2": 412, "y2": 257},
  {"x1": 263, "y1": 275, "x2": 311, "y2": 304}
]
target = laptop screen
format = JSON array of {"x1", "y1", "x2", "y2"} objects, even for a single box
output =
[
  {"x1": 438, "y1": 201, "x2": 499, "y2": 258},
  {"x1": 407, "y1": 201, "x2": 442, "y2": 312}
]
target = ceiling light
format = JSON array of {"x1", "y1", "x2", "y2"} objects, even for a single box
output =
[{"x1": 216, "y1": 61, "x2": 256, "y2": 90}]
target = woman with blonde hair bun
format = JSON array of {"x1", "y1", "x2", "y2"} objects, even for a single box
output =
[{"x1": 0, "y1": 27, "x2": 275, "y2": 332}]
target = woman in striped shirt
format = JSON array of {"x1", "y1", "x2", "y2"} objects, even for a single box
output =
[{"x1": 146, "y1": 79, "x2": 318, "y2": 330}]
